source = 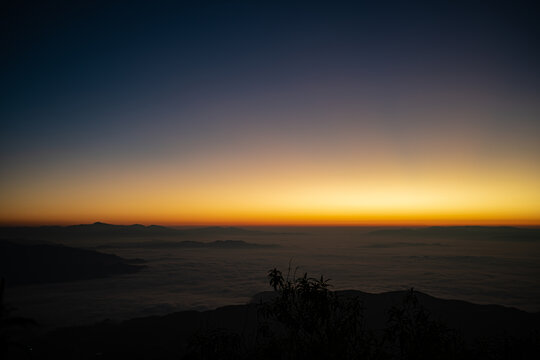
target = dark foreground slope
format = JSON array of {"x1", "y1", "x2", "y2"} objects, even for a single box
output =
[
  {"x1": 254, "y1": 289, "x2": 539, "y2": 340},
  {"x1": 0, "y1": 240, "x2": 145, "y2": 286},
  {"x1": 16, "y1": 290, "x2": 539, "y2": 360}
]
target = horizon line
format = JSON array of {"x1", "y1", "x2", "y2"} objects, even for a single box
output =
[{"x1": 1, "y1": 221, "x2": 540, "y2": 228}]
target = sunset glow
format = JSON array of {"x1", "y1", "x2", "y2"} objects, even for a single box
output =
[
  {"x1": 2, "y1": 148, "x2": 539, "y2": 225},
  {"x1": 2, "y1": 1, "x2": 539, "y2": 226}
]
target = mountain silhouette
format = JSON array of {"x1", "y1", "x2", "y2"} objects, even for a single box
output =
[
  {"x1": 95, "y1": 239, "x2": 277, "y2": 249},
  {"x1": 0, "y1": 223, "x2": 291, "y2": 243},
  {"x1": 368, "y1": 226, "x2": 540, "y2": 241},
  {"x1": 27, "y1": 289, "x2": 540, "y2": 359},
  {"x1": 0, "y1": 240, "x2": 145, "y2": 286}
]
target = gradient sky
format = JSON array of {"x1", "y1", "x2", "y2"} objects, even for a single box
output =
[{"x1": 1, "y1": 0, "x2": 539, "y2": 225}]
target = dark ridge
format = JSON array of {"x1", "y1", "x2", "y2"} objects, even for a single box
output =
[
  {"x1": 368, "y1": 226, "x2": 540, "y2": 241},
  {"x1": 95, "y1": 239, "x2": 278, "y2": 249},
  {"x1": 251, "y1": 289, "x2": 539, "y2": 339},
  {"x1": 364, "y1": 241, "x2": 445, "y2": 248},
  {"x1": 0, "y1": 223, "x2": 296, "y2": 242},
  {"x1": 0, "y1": 240, "x2": 145, "y2": 286},
  {"x1": 180, "y1": 226, "x2": 300, "y2": 236},
  {"x1": 29, "y1": 290, "x2": 539, "y2": 359}
]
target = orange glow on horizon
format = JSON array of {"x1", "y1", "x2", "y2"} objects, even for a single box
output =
[
  {"x1": 2, "y1": 162, "x2": 539, "y2": 226},
  {"x1": 2, "y1": 112, "x2": 539, "y2": 227},
  {"x1": 1, "y1": 218, "x2": 539, "y2": 227}
]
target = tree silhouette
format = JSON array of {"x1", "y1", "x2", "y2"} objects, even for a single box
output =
[
  {"x1": 256, "y1": 268, "x2": 377, "y2": 360},
  {"x1": 385, "y1": 288, "x2": 462, "y2": 360}
]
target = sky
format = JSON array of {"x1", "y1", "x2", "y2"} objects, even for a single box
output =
[{"x1": 1, "y1": 0, "x2": 539, "y2": 226}]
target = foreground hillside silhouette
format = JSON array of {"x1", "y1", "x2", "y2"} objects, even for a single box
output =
[{"x1": 5, "y1": 268, "x2": 538, "y2": 359}]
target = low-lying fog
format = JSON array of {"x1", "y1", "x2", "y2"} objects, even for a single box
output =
[{"x1": 5, "y1": 226, "x2": 540, "y2": 328}]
